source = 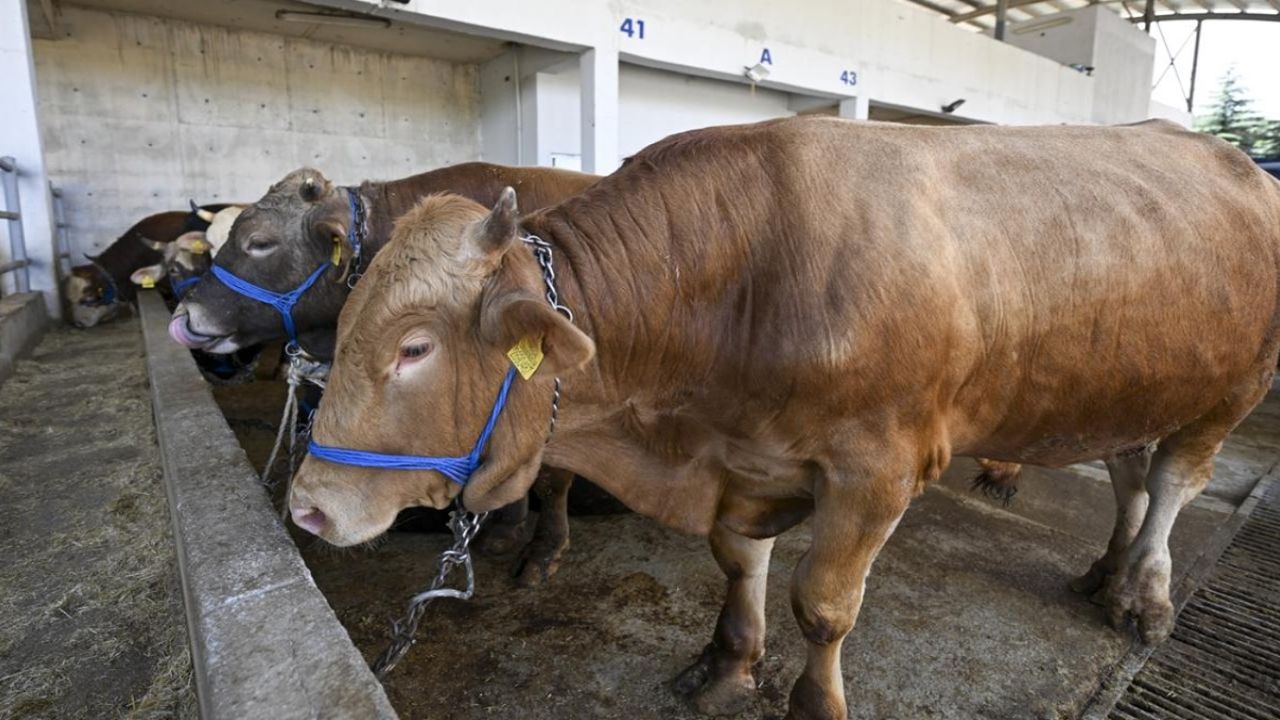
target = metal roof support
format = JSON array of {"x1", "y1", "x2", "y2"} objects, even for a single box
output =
[
  {"x1": 1188, "y1": 19, "x2": 1203, "y2": 114},
  {"x1": 1143, "y1": 0, "x2": 1156, "y2": 31},
  {"x1": 995, "y1": 0, "x2": 1008, "y2": 39}
]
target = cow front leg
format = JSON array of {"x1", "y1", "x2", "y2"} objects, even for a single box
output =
[
  {"x1": 787, "y1": 472, "x2": 911, "y2": 720},
  {"x1": 474, "y1": 493, "x2": 530, "y2": 556},
  {"x1": 673, "y1": 524, "x2": 775, "y2": 716},
  {"x1": 1070, "y1": 448, "x2": 1152, "y2": 598},
  {"x1": 514, "y1": 467, "x2": 575, "y2": 587}
]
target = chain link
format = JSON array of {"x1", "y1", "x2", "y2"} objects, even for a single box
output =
[
  {"x1": 370, "y1": 508, "x2": 488, "y2": 679},
  {"x1": 346, "y1": 189, "x2": 369, "y2": 289},
  {"x1": 366, "y1": 233, "x2": 572, "y2": 681},
  {"x1": 522, "y1": 234, "x2": 572, "y2": 440}
]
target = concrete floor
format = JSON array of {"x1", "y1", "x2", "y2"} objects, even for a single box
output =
[
  {"x1": 0, "y1": 319, "x2": 194, "y2": 719},
  {"x1": 218, "y1": 377, "x2": 1280, "y2": 720}
]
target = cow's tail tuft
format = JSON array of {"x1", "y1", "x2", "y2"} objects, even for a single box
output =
[{"x1": 970, "y1": 459, "x2": 1021, "y2": 507}]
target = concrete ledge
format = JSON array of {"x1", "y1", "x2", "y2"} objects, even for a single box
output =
[
  {"x1": 0, "y1": 291, "x2": 48, "y2": 385},
  {"x1": 138, "y1": 292, "x2": 397, "y2": 720}
]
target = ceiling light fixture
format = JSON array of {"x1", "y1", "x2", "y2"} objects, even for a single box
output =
[
  {"x1": 744, "y1": 63, "x2": 771, "y2": 84},
  {"x1": 275, "y1": 10, "x2": 391, "y2": 29}
]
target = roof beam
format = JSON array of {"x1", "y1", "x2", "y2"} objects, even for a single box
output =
[
  {"x1": 1132, "y1": 10, "x2": 1280, "y2": 20},
  {"x1": 903, "y1": 0, "x2": 962, "y2": 18}
]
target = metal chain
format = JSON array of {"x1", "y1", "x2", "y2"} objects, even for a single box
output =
[
  {"x1": 346, "y1": 189, "x2": 369, "y2": 289},
  {"x1": 367, "y1": 234, "x2": 571, "y2": 681},
  {"x1": 371, "y1": 507, "x2": 488, "y2": 679},
  {"x1": 522, "y1": 234, "x2": 571, "y2": 440}
]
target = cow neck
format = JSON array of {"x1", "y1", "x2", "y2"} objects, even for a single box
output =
[
  {"x1": 350, "y1": 181, "x2": 401, "y2": 257},
  {"x1": 517, "y1": 205, "x2": 728, "y2": 536}
]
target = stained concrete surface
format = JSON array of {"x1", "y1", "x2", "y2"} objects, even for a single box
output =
[
  {"x1": 216, "y1": 373, "x2": 1280, "y2": 720},
  {"x1": 0, "y1": 318, "x2": 193, "y2": 719}
]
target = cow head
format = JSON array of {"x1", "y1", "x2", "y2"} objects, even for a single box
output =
[
  {"x1": 63, "y1": 264, "x2": 123, "y2": 328},
  {"x1": 170, "y1": 169, "x2": 354, "y2": 356},
  {"x1": 131, "y1": 231, "x2": 213, "y2": 299},
  {"x1": 287, "y1": 190, "x2": 594, "y2": 546}
]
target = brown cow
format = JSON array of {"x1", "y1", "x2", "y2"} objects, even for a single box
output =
[
  {"x1": 170, "y1": 163, "x2": 599, "y2": 584},
  {"x1": 288, "y1": 118, "x2": 1280, "y2": 719}
]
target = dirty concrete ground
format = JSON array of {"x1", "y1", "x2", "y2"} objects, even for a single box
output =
[
  {"x1": 0, "y1": 319, "x2": 194, "y2": 720},
  {"x1": 215, "y1": 374, "x2": 1280, "y2": 720}
]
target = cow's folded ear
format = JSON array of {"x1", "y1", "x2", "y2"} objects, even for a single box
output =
[
  {"x1": 481, "y1": 292, "x2": 595, "y2": 377},
  {"x1": 130, "y1": 264, "x2": 163, "y2": 286}
]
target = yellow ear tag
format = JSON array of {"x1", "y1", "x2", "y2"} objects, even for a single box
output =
[
  {"x1": 506, "y1": 335, "x2": 544, "y2": 380},
  {"x1": 141, "y1": 276, "x2": 156, "y2": 289},
  {"x1": 189, "y1": 240, "x2": 208, "y2": 255},
  {"x1": 331, "y1": 237, "x2": 343, "y2": 266}
]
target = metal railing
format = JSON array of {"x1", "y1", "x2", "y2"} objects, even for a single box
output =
[
  {"x1": 0, "y1": 156, "x2": 32, "y2": 295},
  {"x1": 51, "y1": 185, "x2": 72, "y2": 277}
]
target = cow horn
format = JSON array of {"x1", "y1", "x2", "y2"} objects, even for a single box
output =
[
  {"x1": 189, "y1": 199, "x2": 199, "y2": 212},
  {"x1": 196, "y1": 208, "x2": 215, "y2": 222},
  {"x1": 135, "y1": 235, "x2": 167, "y2": 252}
]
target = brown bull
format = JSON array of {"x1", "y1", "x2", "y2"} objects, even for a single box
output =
[{"x1": 289, "y1": 117, "x2": 1280, "y2": 719}]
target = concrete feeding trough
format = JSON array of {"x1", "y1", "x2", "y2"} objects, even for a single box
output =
[{"x1": 137, "y1": 292, "x2": 396, "y2": 720}]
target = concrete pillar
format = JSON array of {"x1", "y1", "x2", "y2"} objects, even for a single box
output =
[
  {"x1": 0, "y1": 0, "x2": 58, "y2": 317},
  {"x1": 838, "y1": 96, "x2": 870, "y2": 120},
  {"x1": 579, "y1": 46, "x2": 619, "y2": 175}
]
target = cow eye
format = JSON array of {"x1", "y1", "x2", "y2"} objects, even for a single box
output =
[
  {"x1": 399, "y1": 341, "x2": 432, "y2": 360},
  {"x1": 245, "y1": 235, "x2": 277, "y2": 255}
]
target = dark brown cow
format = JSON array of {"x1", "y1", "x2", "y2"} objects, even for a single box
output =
[{"x1": 289, "y1": 118, "x2": 1280, "y2": 718}]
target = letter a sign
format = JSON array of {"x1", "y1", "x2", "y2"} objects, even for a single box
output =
[{"x1": 760, "y1": 48, "x2": 773, "y2": 65}]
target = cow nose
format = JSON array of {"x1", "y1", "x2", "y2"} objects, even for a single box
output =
[{"x1": 291, "y1": 506, "x2": 327, "y2": 536}]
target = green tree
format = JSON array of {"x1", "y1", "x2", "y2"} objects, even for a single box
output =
[
  {"x1": 1253, "y1": 119, "x2": 1280, "y2": 160},
  {"x1": 1196, "y1": 67, "x2": 1261, "y2": 156}
]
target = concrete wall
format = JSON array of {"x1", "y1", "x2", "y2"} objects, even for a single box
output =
[
  {"x1": 1, "y1": 0, "x2": 58, "y2": 314},
  {"x1": 33, "y1": 6, "x2": 482, "y2": 258},
  {"x1": 481, "y1": 58, "x2": 796, "y2": 167},
  {"x1": 349, "y1": 0, "x2": 1100, "y2": 126},
  {"x1": 1006, "y1": 7, "x2": 1155, "y2": 125}
]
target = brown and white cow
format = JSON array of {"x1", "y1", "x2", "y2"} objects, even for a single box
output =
[
  {"x1": 63, "y1": 203, "x2": 232, "y2": 327},
  {"x1": 288, "y1": 118, "x2": 1280, "y2": 719}
]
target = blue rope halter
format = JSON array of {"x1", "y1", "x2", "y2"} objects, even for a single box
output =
[
  {"x1": 205, "y1": 186, "x2": 367, "y2": 352},
  {"x1": 211, "y1": 261, "x2": 329, "y2": 350},
  {"x1": 84, "y1": 257, "x2": 120, "y2": 307},
  {"x1": 172, "y1": 275, "x2": 201, "y2": 300},
  {"x1": 307, "y1": 366, "x2": 519, "y2": 486}
]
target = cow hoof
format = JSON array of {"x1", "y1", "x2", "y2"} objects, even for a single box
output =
[
  {"x1": 672, "y1": 645, "x2": 715, "y2": 696},
  {"x1": 513, "y1": 539, "x2": 568, "y2": 588},
  {"x1": 1069, "y1": 560, "x2": 1111, "y2": 595},
  {"x1": 690, "y1": 673, "x2": 757, "y2": 716},
  {"x1": 1103, "y1": 561, "x2": 1174, "y2": 645},
  {"x1": 475, "y1": 520, "x2": 528, "y2": 557}
]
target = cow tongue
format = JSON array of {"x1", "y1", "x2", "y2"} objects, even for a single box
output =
[{"x1": 168, "y1": 314, "x2": 213, "y2": 348}]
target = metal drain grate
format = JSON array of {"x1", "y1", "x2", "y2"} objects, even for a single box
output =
[{"x1": 1110, "y1": 481, "x2": 1280, "y2": 720}]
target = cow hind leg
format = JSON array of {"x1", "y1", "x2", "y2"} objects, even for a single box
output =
[
  {"x1": 786, "y1": 469, "x2": 912, "y2": 720},
  {"x1": 1069, "y1": 447, "x2": 1152, "y2": 598},
  {"x1": 1104, "y1": 381, "x2": 1267, "y2": 644},
  {"x1": 514, "y1": 467, "x2": 574, "y2": 587},
  {"x1": 673, "y1": 525, "x2": 774, "y2": 716}
]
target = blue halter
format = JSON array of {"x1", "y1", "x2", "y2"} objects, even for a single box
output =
[
  {"x1": 172, "y1": 275, "x2": 201, "y2": 300},
  {"x1": 211, "y1": 261, "x2": 329, "y2": 350},
  {"x1": 307, "y1": 366, "x2": 519, "y2": 486}
]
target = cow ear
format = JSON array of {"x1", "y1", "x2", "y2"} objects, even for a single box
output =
[
  {"x1": 481, "y1": 291, "x2": 594, "y2": 378},
  {"x1": 130, "y1": 264, "x2": 163, "y2": 286},
  {"x1": 474, "y1": 187, "x2": 519, "y2": 256}
]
